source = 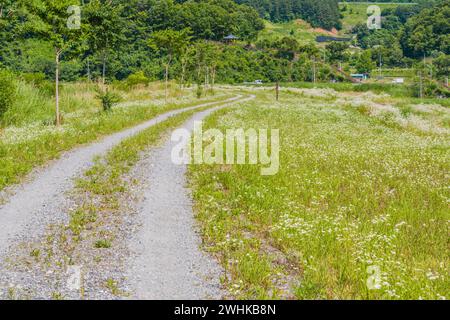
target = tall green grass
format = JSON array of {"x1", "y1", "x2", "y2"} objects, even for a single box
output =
[
  {"x1": 1, "y1": 81, "x2": 100, "y2": 126},
  {"x1": 282, "y1": 81, "x2": 417, "y2": 97},
  {"x1": 0, "y1": 81, "x2": 232, "y2": 191},
  {"x1": 189, "y1": 90, "x2": 449, "y2": 299}
]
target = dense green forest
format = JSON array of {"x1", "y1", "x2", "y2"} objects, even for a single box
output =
[
  {"x1": 351, "y1": 0, "x2": 449, "y2": 67},
  {"x1": 0, "y1": 0, "x2": 448, "y2": 102},
  {"x1": 0, "y1": 0, "x2": 346, "y2": 85},
  {"x1": 235, "y1": 0, "x2": 342, "y2": 29}
]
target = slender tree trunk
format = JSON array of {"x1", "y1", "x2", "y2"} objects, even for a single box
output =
[
  {"x1": 102, "y1": 38, "x2": 109, "y2": 85},
  {"x1": 312, "y1": 58, "x2": 316, "y2": 83},
  {"x1": 87, "y1": 58, "x2": 91, "y2": 82},
  {"x1": 197, "y1": 64, "x2": 202, "y2": 91},
  {"x1": 419, "y1": 71, "x2": 423, "y2": 99},
  {"x1": 276, "y1": 81, "x2": 279, "y2": 101},
  {"x1": 211, "y1": 65, "x2": 216, "y2": 93},
  {"x1": 204, "y1": 66, "x2": 208, "y2": 90},
  {"x1": 430, "y1": 60, "x2": 433, "y2": 79},
  {"x1": 180, "y1": 67, "x2": 184, "y2": 90},
  {"x1": 102, "y1": 53, "x2": 107, "y2": 85},
  {"x1": 55, "y1": 49, "x2": 61, "y2": 126},
  {"x1": 165, "y1": 63, "x2": 169, "y2": 104},
  {"x1": 165, "y1": 55, "x2": 173, "y2": 104},
  {"x1": 180, "y1": 61, "x2": 187, "y2": 90}
]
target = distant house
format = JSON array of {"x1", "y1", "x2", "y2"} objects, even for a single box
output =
[
  {"x1": 351, "y1": 73, "x2": 369, "y2": 81},
  {"x1": 392, "y1": 78, "x2": 405, "y2": 84},
  {"x1": 316, "y1": 36, "x2": 352, "y2": 43},
  {"x1": 223, "y1": 34, "x2": 239, "y2": 43}
]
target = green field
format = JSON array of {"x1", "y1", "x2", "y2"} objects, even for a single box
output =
[
  {"x1": 189, "y1": 87, "x2": 450, "y2": 299},
  {"x1": 258, "y1": 19, "x2": 323, "y2": 44},
  {"x1": 1, "y1": 79, "x2": 448, "y2": 300}
]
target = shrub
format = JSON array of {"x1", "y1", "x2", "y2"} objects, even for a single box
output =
[
  {"x1": 196, "y1": 84, "x2": 203, "y2": 99},
  {"x1": 94, "y1": 239, "x2": 112, "y2": 249},
  {"x1": 412, "y1": 79, "x2": 450, "y2": 98},
  {"x1": 125, "y1": 71, "x2": 149, "y2": 88},
  {"x1": 0, "y1": 70, "x2": 17, "y2": 119},
  {"x1": 96, "y1": 87, "x2": 121, "y2": 111}
]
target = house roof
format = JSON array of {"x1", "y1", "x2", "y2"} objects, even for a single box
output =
[
  {"x1": 316, "y1": 36, "x2": 351, "y2": 43},
  {"x1": 224, "y1": 34, "x2": 239, "y2": 40}
]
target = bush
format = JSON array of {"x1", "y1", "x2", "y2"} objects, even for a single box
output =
[
  {"x1": 0, "y1": 70, "x2": 17, "y2": 119},
  {"x1": 96, "y1": 87, "x2": 121, "y2": 111},
  {"x1": 196, "y1": 84, "x2": 203, "y2": 99},
  {"x1": 125, "y1": 71, "x2": 149, "y2": 88},
  {"x1": 412, "y1": 79, "x2": 450, "y2": 98}
]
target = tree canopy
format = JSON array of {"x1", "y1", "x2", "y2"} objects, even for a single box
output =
[{"x1": 235, "y1": 0, "x2": 342, "y2": 30}]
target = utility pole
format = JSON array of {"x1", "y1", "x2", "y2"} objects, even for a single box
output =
[
  {"x1": 379, "y1": 51, "x2": 382, "y2": 79},
  {"x1": 312, "y1": 57, "x2": 316, "y2": 84},
  {"x1": 423, "y1": 54, "x2": 427, "y2": 79},
  {"x1": 55, "y1": 48, "x2": 62, "y2": 126}
]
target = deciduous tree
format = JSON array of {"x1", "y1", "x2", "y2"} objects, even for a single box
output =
[
  {"x1": 148, "y1": 28, "x2": 192, "y2": 102},
  {"x1": 21, "y1": 0, "x2": 84, "y2": 126}
]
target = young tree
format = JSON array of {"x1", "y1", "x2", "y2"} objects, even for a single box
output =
[
  {"x1": 355, "y1": 50, "x2": 376, "y2": 74},
  {"x1": 276, "y1": 37, "x2": 299, "y2": 81},
  {"x1": 84, "y1": 0, "x2": 124, "y2": 85},
  {"x1": 180, "y1": 45, "x2": 195, "y2": 90},
  {"x1": 193, "y1": 41, "x2": 209, "y2": 90},
  {"x1": 148, "y1": 28, "x2": 192, "y2": 103},
  {"x1": 200, "y1": 42, "x2": 220, "y2": 92},
  {"x1": 326, "y1": 41, "x2": 349, "y2": 63},
  {"x1": 21, "y1": 0, "x2": 83, "y2": 126},
  {"x1": 208, "y1": 45, "x2": 221, "y2": 92}
]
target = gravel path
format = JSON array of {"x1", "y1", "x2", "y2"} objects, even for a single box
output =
[
  {"x1": 0, "y1": 95, "x2": 242, "y2": 257},
  {"x1": 125, "y1": 95, "x2": 255, "y2": 299}
]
